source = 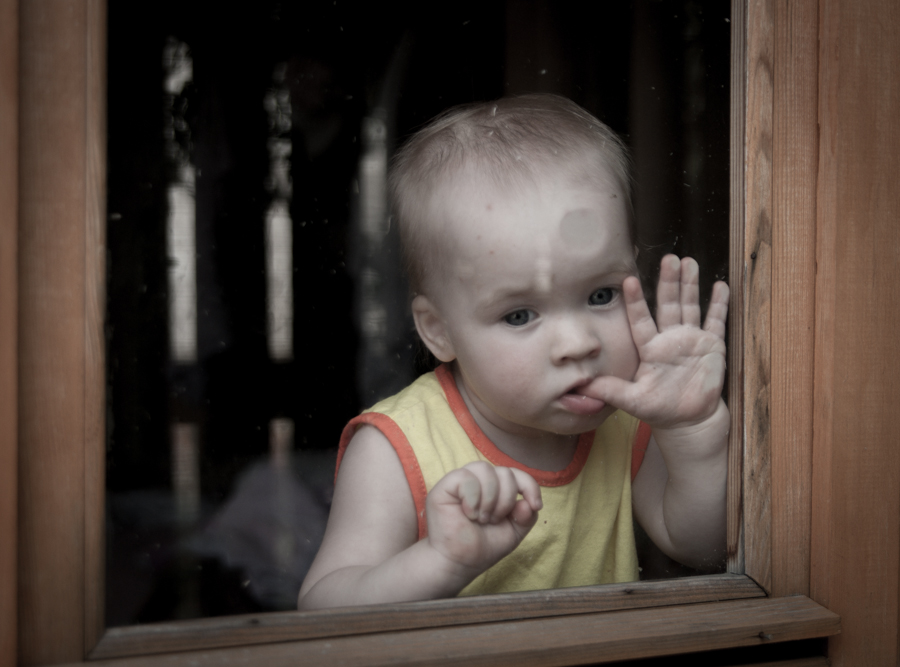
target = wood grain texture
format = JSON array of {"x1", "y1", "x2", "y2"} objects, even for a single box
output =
[
  {"x1": 90, "y1": 575, "x2": 763, "y2": 660},
  {"x1": 741, "y1": 660, "x2": 828, "y2": 667},
  {"x1": 65, "y1": 597, "x2": 839, "y2": 667},
  {"x1": 742, "y1": 0, "x2": 775, "y2": 594},
  {"x1": 18, "y1": 0, "x2": 88, "y2": 663},
  {"x1": 0, "y1": 0, "x2": 18, "y2": 664},
  {"x1": 727, "y1": 0, "x2": 748, "y2": 576},
  {"x1": 84, "y1": 0, "x2": 107, "y2": 652},
  {"x1": 810, "y1": 0, "x2": 900, "y2": 665},
  {"x1": 17, "y1": 1, "x2": 863, "y2": 665},
  {"x1": 809, "y1": 0, "x2": 838, "y2": 624},
  {"x1": 769, "y1": 0, "x2": 817, "y2": 599}
]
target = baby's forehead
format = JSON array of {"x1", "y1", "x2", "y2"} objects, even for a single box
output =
[
  {"x1": 419, "y1": 172, "x2": 631, "y2": 294},
  {"x1": 430, "y1": 164, "x2": 626, "y2": 234},
  {"x1": 450, "y1": 149, "x2": 620, "y2": 196}
]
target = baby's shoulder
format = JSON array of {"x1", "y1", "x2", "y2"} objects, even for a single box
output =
[{"x1": 364, "y1": 370, "x2": 445, "y2": 417}]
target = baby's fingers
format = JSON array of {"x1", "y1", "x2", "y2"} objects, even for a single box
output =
[
  {"x1": 510, "y1": 499, "x2": 540, "y2": 535},
  {"x1": 656, "y1": 255, "x2": 703, "y2": 329},
  {"x1": 679, "y1": 258, "x2": 701, "y2": 328},
  {"x1": 454, "y1": 473, "x2": 483, "y2": 522},
  {"x1": 623, "y1": 277, "x2": 658, "y2": 350},
  {"x1": 510, "y1": 468, "x2": 542, "y2": 513},
  {"x1": 433, "y1": 465, "x2": 490, "y2": 522},
  {"x1": 702, "y1": 281, "x2": 730, "y2": 340},
  {"x1": 460, "y1": 461, "x2": 503, "y2": 523},
  {"x1": 508, "y1": 469, "x2": 542, "y2": 535},
  {"x1": 581, "y1": 374, "x2": 643, "y2": 420},
  {"x1": 440, "y1": 464, "x2": 541, "y2": 527},
  {"x1": 655, "y1": 254, "x2": 685, "y2": 330},
  {"x1": 487, "y1": 467, "x2": 520, "y2": 523},
  {"x1": 486, "y1": 467, "x2": 542, "y2": 525}
]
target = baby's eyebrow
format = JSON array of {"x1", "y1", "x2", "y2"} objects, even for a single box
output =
[
  {"x1": 474, "y1": 280, "x2": 558, "y2": 315},
  {"x1": 477, "y1": 285, "x2": 538, "y2": 310}
]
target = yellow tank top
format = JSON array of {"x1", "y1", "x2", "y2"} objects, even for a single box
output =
[{"x1": 337, "y1": 365, "x2": 649, "y2": 596}]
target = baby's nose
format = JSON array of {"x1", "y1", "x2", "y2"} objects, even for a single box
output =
[{"x1": 550, "y1": 318, "x2": 601, "y2": 364}]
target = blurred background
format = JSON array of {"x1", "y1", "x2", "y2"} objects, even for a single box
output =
[{"x1": 105, "y1": 0, "x2": 730, "y2": 626}]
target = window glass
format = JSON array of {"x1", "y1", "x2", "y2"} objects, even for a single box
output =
[{"x1": 106, "y1": 0, "x2": 730, "y2": 625}]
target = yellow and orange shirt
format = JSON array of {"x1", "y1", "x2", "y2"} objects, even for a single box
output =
[{"x1": 337, "y1": 364, "x2": 650, "y2": 596}]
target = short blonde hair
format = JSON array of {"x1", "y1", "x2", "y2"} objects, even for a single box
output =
[{"x1": 389, "y1": 93, "x2": 634, "y2": 295}]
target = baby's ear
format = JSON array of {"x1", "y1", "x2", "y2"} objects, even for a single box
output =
[{"x1": 411, "y1": 295, "x2": 456, "y2": 362}]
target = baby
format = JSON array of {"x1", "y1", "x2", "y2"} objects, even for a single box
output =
[{"x1": 298, "y1": 94, "x2": 730, "y2": 608}]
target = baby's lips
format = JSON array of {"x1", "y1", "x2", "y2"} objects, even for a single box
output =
[{"x1": 558, "y1": 391, "x2": 606, "y2": 415}]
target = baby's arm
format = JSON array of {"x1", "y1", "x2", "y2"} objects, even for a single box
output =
[
  {"x1": 585, "y1": 255, "x2": 730, "y2": 569},
  {"x1": 298, "y1": 425, "x2": 542, "y2": 609}
]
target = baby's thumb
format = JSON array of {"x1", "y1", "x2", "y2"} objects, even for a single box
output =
[{"x1": 582, "y1": 375, "x2": 638, "y2": 414}]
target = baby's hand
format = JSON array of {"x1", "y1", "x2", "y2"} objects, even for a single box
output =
[
  {"x1": 425, "y1": 462, "x2": 542, "y2": 575},
  {"x1": 586, "y1": 255, "x2": 729, "y2": 431}
]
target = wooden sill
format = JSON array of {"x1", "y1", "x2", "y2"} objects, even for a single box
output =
[
  {"x1": 90, "y1": 574, "x2": 761, "y2": 660},
  {"x1": 69, "y1": 594, "x2": 837, "y2": 667}
]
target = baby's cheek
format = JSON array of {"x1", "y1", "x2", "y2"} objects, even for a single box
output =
[{"x1": 488, "y1": 353, "x2": 541, "y2": 397}]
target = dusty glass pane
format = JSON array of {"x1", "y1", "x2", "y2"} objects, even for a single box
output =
[{"x1": 106, "y1": 0, "x2": 729, "y2": 625}]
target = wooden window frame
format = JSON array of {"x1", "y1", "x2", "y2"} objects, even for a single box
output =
[
  {"x1": 0, "y1": 0, "x2": 18, "y2": 663},
  {"x1": 8, "y1": 0, "x2": 842, "y2": 664}
]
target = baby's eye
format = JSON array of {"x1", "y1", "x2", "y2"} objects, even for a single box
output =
[
  {"x1": 588, "y1": 288, "x2": 616, "y2": 306},
  {"x1": 503, "y1": 309, "x2": 536, "y2": 327}
]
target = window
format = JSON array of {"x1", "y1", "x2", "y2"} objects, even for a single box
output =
[
  {"x1": 11, "y1": 0, "x2": 841, "y2": 664},
  {"x1": 104, "y1": 0, "x2": 731, "y2": 625}
]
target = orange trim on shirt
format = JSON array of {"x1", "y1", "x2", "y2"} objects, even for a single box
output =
[
  {"x1": 631, "y1": 421, "x2": 652, "y2": 481},
  {"x1": 434, "y1": 364, "x2": 594, "y2": 488},
  {"x1": 337, "y1": 413, "x2": 429, "y2": 539},
  {"x1": 336, "y1": 369, "x2": 651, "y2": 539}
]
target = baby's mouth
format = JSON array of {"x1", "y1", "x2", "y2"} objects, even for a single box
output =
[{"x1": 559, "y1": 384, "x2": 606, "y2": 415}]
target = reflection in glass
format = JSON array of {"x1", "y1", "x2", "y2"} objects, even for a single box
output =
[
  {"x1": 106, "y1": 0, "x2": 730, "y2": 626},
  {"x1": 171, "y1": 423, "x2": 200, "y2": 527},
  {"x1": 264, "y1": 64, "x2": 294, "y2": 362},
  {"x1": 164, "y1": 39, "x2": 197, "y2": 364}
]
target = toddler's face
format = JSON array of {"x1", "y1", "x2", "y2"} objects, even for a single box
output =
[{"x1": 422, "y1": 168, "x2": 640, "y2": 438}]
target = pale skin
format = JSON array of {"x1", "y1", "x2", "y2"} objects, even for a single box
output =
[{"x1": 298, "y1": 168, "x2": 730, "y2": 609}]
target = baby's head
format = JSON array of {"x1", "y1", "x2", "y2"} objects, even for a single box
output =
[
  {"x1": 388, "y1": 95, "x2": 641, "y2": 437},
  {"x1": 389, "y1": 94, "x2": 635, "y2": 298}
]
